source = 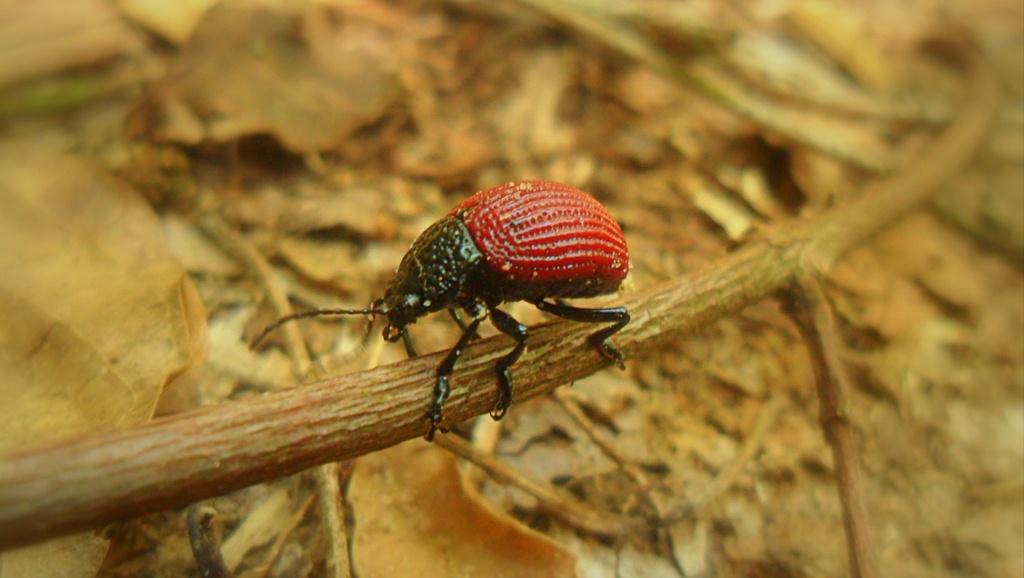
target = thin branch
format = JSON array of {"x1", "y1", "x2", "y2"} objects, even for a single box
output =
[
  {"x1": 0, "y1": 61, "x2": 998, "y2": 551},
  {"x1": 246, "y1": 493, "x2": 315, "y2": 577},
  {"x1": 780, "y1": 278, "x2": 879, "y2": 578},
  {"x1": 197, "y1": 209, "x2": 312, "y2": 378},
  {"x1": 313, "y1": 463, "x2": 350, "y2": 578},
  {"x1": 199, "y1": 210, "x2": 353, "y2": 577},
  {"x1": 666, "y1": 396, "x2": 787, "y2": 520},
  {"x1": 187, "y1": 504, "x2": 231, "y2": 578},
  {"x1": 552, "y1": 390, "x2": 667, "y2": 518},
  {"x1": 513, "y1": 0, "x2": 900, "y2": 172},
  {"x1": 434, "y1": 434, "x2": 648, "y2": 537}
]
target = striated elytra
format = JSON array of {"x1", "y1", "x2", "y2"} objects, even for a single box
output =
[{"x1": 254, "y1": 180, "x2": 631, "y2": 440}]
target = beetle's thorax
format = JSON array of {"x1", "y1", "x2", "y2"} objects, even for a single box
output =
[{"x1": 378, "y1": 215, "x2": 486, "y2": 340}]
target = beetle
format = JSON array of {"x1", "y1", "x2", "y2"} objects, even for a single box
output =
[{"x1": 253, "y1": 180, "x2": 630, "y2": 440}]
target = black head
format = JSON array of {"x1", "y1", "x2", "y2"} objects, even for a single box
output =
[
  {"x1": 376, "y1": 215, "x2": 486, "y2": 341},
  {"x1": 251, "y1": 215, "x2": 486, "y2": 351},
  {"x1": 375, "y1": 253, "x2": 433, "y2": 343}
]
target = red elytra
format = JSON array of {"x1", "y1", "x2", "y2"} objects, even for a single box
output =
[
  {"x1": 253, "y1": 180, "x2": 630, "y2": 440},
  {"x1": 453, "y1": 180, "x2": 629, "y2": 296}
]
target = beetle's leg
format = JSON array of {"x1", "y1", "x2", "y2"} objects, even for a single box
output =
[
  {"x1": 447, "y1": 308, "x2": 481, "y2": 340},
  {"x1": 488, "y1": 308, "x2": 528, "y2": 420},
  {"x1": 400, "y1": 329, "x2": 418, "y2": 358},
  {"x1": 532, "y1": 300, "x2": 630, "y2": 369},
  {"x1": 427, "y1": 316, "x2": 484, "y2": 441}
]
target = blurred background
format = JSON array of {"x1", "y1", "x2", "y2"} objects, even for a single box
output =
[{"x1": 0, "y1": 1, "x2": 1021, "y2": 577}]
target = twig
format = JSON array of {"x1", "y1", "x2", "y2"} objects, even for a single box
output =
[
  {"x1": 513, "y1": 0, "x2": 898, "y2": 172},
  {"x1": 0, "y1": 61, "x2": 997, "y2": 550},
  {"x1": 196, "y1": 209, "x2": 312, "y2": 378},
  {"x1": 552, "y1": 390, "x2": 666, "y2": 517},
  {"x1": 779, "y1": 278, "x2": 879, "y2": 578},
  {"x1": 246, "y1": 493, "x2": 315, "y2": 578},
  {"x1": 666, "y1": 396, "x2": 786, "y2": 520},
  {"x1": 434, "y1": 434, "x2": 649, "y2": 537},
  {"x1": 200, "y1": 204, "x2": 352, "y2": 577},
  {"x1": 313, "y1": 464, "x2": 350, "y2": 578},
  {"x1": 187, "y1": 504, "x2": 232, "y2": 578}
]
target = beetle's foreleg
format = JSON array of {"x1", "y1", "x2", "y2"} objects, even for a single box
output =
[
  {"x1": 488, "y1": 308, "x2": 529, "y2": 420},
  {"x1": 532, "y1": 300, "x2": 630, "y2": 369},
  {"x1": 427, "y1": 316, "x2": 484, "y2": 440},
  {"x1": 400, "y1": 329, "x2": 418, "y2": 358}
]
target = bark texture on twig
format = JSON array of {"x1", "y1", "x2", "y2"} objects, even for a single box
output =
[
  {"x1": 780, "y1": 278, "x2": 880, "y2": 578},
  {"x1": 0, "y1": 63, "x2": 998, "y2": 551}
]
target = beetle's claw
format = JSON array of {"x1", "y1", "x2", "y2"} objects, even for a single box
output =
[
  {"x1": 424, "y1": 375, "x2": 451, "y2": 441},
  {"x1": 597, "y1": 340, "x2": 626, "y2": 370},
  {"x1": 425, "y1": 393, "x2": 446, "y2": 441},
  {"x1": 490, "y1": 388, "x2": 512, "y2": 421},
  {"x1": 425, "y1": 407, "x2": 444, "y2": 441},
  {"x1": 489, "y1": 404, "x2": 509, "y2": 421}
]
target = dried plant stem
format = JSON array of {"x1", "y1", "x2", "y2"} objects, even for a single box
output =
[
  {"x1": 196, "y1": 209, "x2": 313, "y2": 378},
  {"x1": 0, "y1": 63, "x2": 997, "y2": 551},
  {"x1": 552, "y1": 390, "x2": 667, "y2": 517},
  {"x1": 201, "y1": 206, "x2": 353, "y2": 577},
  {"x1": 249, "y1": 493, "x2": 315, "y2": 576},
  {"x1": 314, "y1": 463, "x2": 350, "y2": 578},
  {"x1": 514, "y1": 0, "x2": 898, "y2": 171},
  {"x1": 435, "y1": 434, "x2": 647, "y2": 537},
  {"x1": 187, "y1": 505, "x2": 231, "y2": 578},
  {"x1": 671, "y1": 396, "x2": 786, "y2": 518},
  {"x1": 780, "y1": 278, "x2": 879, "y2": 578}
]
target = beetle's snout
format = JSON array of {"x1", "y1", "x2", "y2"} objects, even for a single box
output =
[
  {"x1": 380, "y1": 293, "x2": 421, "y2": 340},
  {"x1": 382, "y1": 324, "x2": 403, "y2": 342}
]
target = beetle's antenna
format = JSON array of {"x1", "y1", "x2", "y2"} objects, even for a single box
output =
[{"x1": 249, "y1": 307, "x2": 382, "y2": 350}]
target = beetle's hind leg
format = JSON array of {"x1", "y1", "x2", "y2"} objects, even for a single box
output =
[
  {"x1": 488, "y1": 308, "x2": 528, "y2": 420},
  {"x1": 531, "y1": 299, "x2": 629, "y2": 369}
]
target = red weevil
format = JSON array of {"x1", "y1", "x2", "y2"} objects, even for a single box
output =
[{"x1": 254, "y1": 180, "x2": 630, "y2": 439}]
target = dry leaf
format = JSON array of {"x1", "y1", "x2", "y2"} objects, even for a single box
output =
[
  {"x1": 0, "y1": 0, "x2": 134, "y2": 89},
  {"x1": 135, "y1": 0, "x2": 400, "y2": 153},
  {"x1": 788, "y1": 0, "x2": 911, "y2": 93},
  {"x1": 162, "y1": 215, "x2": 239, "y2": 276},
  {"x1": 0, "y1": 139, "x2": 206, "y2": 576},
  {"x1": 220, "y1": 487, "x2": 292, "y2": 572},
  {"x1": 690, "y1": 60, "x2": 899, "y2": 172},
  {"x1": 0, "y1": 139, "x2": 207, "y2": 445},
  {"x1": 789, "y1": 146, "x2": 859, "y2": 207},
  {"x1": 222, "y1": 184, "x2": 393, "y2": 238},
  {"x1": 274, "y1": 236, "x2": 360, "y2": 285},
  {"x1": 116, "y1": 0, "x2": 217, "y2": 45},
  {"x1": 394, "y1": 114, "x2": 495, "y2": 180},
  {"x1": 0, "y1": 291, "x2": 140, "y2": 449},
  {"x1": 616, "y1": 543, "x2": 684, "y2": 577},
  {"x1": 679, "y1": 173, "x2": 756, "y2": 241},
  {"x1": 0, "y1": 534, "x2": 108, "y2": 578},
  {"x1": 612, "y1": 68, "x2": 685, "y2": 114},
  {"x1": 495, "y1": 49, "x2": 576, "y2": 168},
  {"x1": 874, "y1": 213, "x2": 986, "y2": 310},
  {"x1": 936, "y1": 165, "x2": 1024, "y2": 266},
  {"x1": 545, "y1": 526, "x2": 617, "y2": 578},
  {"x1": 727, "y1": 32, "x2": 939, "y2": 121},
  {"x1": 859, "y1": 276, "x2": 942, "y2": 339},
  {"x1": 669, "y1": 519, "x2": 711, "y2": 578},
  {"x1": 349, "y1": 442, "x2": 578, "y2": 578},
  {"x1": 207, "y1": 306, "x2": 294, "y2": 391}
]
